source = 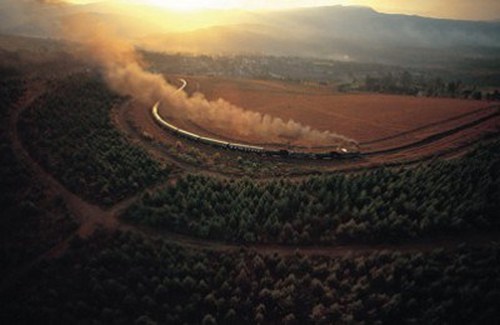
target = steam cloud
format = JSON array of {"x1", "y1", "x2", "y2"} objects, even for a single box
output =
[{"x1": 44, "y1": 1, "x2": 357, "y2": 148}]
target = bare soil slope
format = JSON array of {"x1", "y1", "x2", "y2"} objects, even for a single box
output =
[{"x1": 184, "y1": 77, "x2": 493, "y2": 150}]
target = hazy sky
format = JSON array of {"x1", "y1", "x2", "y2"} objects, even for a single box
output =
[{"x1": 61, "y1": 0, "x2": 500, "y2": 20}]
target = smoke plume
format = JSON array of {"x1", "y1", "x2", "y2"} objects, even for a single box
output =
[{"x1": 44, "y1": 1, "x2": 357, "y2": 147}]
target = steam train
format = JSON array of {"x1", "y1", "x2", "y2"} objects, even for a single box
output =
[{"x1": 152, "y1": 102, "x2": 360, "y2": 159}]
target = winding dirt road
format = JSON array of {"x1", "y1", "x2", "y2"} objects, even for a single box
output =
[
  {"x1": 2, "y1": 81, "x2": 498, "y2": 295},
  {"x1": 6, "y1": 82, "x2": 498, "y2": 263}
]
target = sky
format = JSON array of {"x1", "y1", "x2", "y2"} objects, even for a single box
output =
[{"x1": 65, "y1": 0, "x2": 500, "y2": 21}]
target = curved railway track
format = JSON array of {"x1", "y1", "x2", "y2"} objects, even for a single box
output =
[
  {"x1": 362, "y1": 108, "x2": 500, "y2": 156},
  {"x1": 152, "y1": 101, "x2": 358, "y2": 158},
  {"x1": 2, "y1": 79, "x2": 500, "y2": 296},
  {"x1": 361, "y1": 105, "x2": 499, "y2": 146},
  {"x1": 151, "y1": 97, "x2": 499, "y2": 161}
]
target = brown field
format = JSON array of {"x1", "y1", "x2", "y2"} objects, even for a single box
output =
[
  {"x1": 118, "y1": 76, "x2": 499, "y2": 175},
  {"x1": 183, "y1": 76, "x2": 495, "y2": 151}
]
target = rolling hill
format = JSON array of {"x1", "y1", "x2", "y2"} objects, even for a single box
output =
[{"x1": 1, "y1": 2, "x2": 500, "y2": 66}]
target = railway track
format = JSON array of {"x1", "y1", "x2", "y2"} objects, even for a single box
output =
[
  {"x1": 361, "y1": 105, "x2": 499, "y2": 146},
  {"x1": 362, "y1": 108, "x2": 500, "y2": 156},
  {"x1": 1, "y1": 80, "x2": 498, "y2": 297},
  {"x1": 152, "y1": 98, "x2": 498, "y2": 161}
]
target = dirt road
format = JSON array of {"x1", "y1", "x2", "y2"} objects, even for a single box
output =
[{"x1": 2, "y1": 83, "x2": 498, "y2": 295}]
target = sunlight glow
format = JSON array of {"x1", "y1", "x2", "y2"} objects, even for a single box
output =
[
  {"x1": 68, "y1": 0, "x2": 500, "y2": 20},
  {"x1": 143, "y1": 0, "x2": 235, "y2": 11},
  {"x1": 130, "y1": 0, "x2": 346, "y2": 11}
]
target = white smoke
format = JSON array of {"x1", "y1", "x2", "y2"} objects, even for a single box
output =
[{"x1": 25, "y1": 1, "x2": 358, "y2": 147}]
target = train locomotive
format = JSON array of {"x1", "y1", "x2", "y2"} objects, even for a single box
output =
[{"x1": 152, "y1": 102, "x2": 360, "y2": 159}]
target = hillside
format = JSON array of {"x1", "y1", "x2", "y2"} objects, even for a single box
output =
[
  {"x1": 1, "y1": 3, "x2": 500, "y2": 66},
  {"x1": 140, "y1": 6, "x2": 500, "y2": 66}
]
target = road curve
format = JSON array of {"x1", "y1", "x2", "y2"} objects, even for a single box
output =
[
  {"x1": 4, "y1": 76, "x2": 499, "y2": 297},
  {"x1": 7, "y1": 80, "x2": 499, "y2": 260},
  {"x1": 173, "y1": 78, "x2": 187, "y2": 95}
]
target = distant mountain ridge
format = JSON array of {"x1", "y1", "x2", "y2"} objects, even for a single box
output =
[
  {"x1": 139, "y1": 6, "x2": 500, "y2": 66},
  {"x1": 1, "y1": 3, "x2": 499, "y2": 66}
]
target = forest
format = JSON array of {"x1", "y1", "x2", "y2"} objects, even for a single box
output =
[
  {"x1": 124, "y1": 142, "x2": 500, "y2": 244},
  {"x1": 3, "y1": 230, "x2": 499, "y2": 324},
  {"x1": 358, "y1": 72, "x2": 499, "y2": 100},
  {"x1": 18, "y1": 74, "x2": 170, "y2": 205},
  {"x1": 0, "y1": 70, "x2": 77, "y2": 278},
  {"x1": 1, "y1": 66, "x2": 499, "y2": 325}
]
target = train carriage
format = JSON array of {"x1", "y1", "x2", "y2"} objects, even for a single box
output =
[{"x1": 152, "y1": 102, "x2": 360, "y2": 159}]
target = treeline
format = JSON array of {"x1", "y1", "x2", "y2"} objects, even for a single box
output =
[
  {"x1": 0, "y1": 73, "x2": 77, "y2": 277},
  {"x1": 124, "y1": 142, "x2": 500, "y2": 244},
  {"x1": 361, "y1": 72, "x2": 498, "y2": 100},
  {"x1": 0, "y1": 68, "x2": 24, "y2": 105},
  {"x1": 19, "y1": 74, "x2": 170, "y2": 205},
  {"x1": 3, "y1": 230, "x2": 499, "y2": 324}
]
